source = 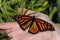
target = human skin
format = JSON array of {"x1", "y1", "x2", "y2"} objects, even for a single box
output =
[{"x1": 0, "y1": 8, "x2": 60, "y2": 40}]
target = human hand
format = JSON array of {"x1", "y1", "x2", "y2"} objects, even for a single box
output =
[{"x1": 0, "y1": 8, "x2": 60, "y2": 40}]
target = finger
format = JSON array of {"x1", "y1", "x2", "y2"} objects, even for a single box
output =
[
  {"x1": 5, "y1": 23, "x2": 25, "y2": 39},
  {"x1": 6, "y1": 30, "x2": 20, "y2": 40},
  {"x1": 0, "y1": 22, "x2": 19, "y2": 29},
  {"x1": 5, "y1": 29, "x2": 13, "y2": 35},
  {"x1": 7, "y1": 29, "x2": 26, "y2": 40},
  {"x1": 7, "y1": 27, "x2": 26, "y2": 37},
  {"x1": 0, "y1": 22, "x2": 12, "y2": 29},
  {"x1": 17, "y1": 8, "x2": 36, "y2": 15}
]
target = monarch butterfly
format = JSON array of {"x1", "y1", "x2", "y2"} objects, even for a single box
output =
[{"x1": 12, "y1": 15, "x2": 55, "y2": 34}]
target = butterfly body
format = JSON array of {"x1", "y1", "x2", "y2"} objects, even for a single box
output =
[{"x1": 12, "y1": 15, "x2": 55, "y2": 34}]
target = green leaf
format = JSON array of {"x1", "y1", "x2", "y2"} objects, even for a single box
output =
[
  {"x1": 0, "y1": 13, "x2": 4, "y2": 22},
  {"x1": 49, "y1": 7, "x2": 58, "y2": 20},
  {"x1": 57, "y1": 0, "x2": 60, "y2": 11}
]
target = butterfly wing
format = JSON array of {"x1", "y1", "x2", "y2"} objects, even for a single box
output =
[
  {"x1": 12, "y1": 15, "x2": 32, "y2": 30},
  {"x1": 36, "y1": 18, "x2": 55, "y2": 31},
  {"x1": 28, "y1": 18, "x2": 39, "y2": 34},
  {"x1": 20, "y1": 15, "x2": 32, "y2": 30}
]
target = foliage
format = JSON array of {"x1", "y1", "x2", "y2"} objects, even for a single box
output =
[
  {"x1": 0, "y1": 0, "x2": 18, "y2": 22},
  {"x1": 0, "y1": 31, "x2": 9, "y2": 40},
  {"x1": 57, "y1": 0, "x2": 60, "y2": 23}
]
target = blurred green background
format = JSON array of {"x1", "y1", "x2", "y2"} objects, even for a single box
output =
[{"x1": 0, "y1": 0, "x2": 60, "y2": 40}]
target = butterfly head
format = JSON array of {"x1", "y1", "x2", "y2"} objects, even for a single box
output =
[{"x1": 32, "y1": 16, "x2": 36, "y2": 20}]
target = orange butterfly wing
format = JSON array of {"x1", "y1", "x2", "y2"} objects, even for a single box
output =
[
  {"x1": 35, "y1": 18, "x2": 55, "y2": 31},
  {"x1": 28, "y1": 21, "x2": 39, "y2": 34},
  {"x1": 12, "y1": 15, "x2": 32, "y2": 30}
]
